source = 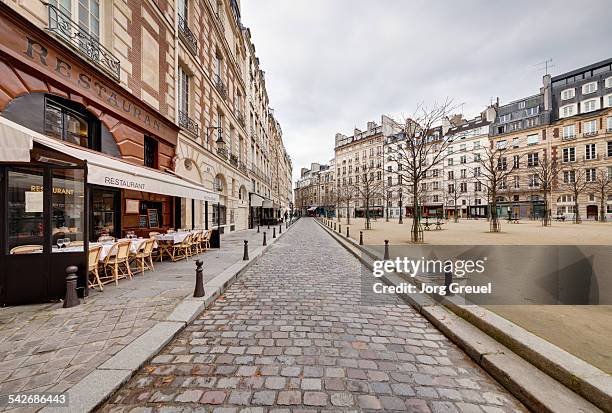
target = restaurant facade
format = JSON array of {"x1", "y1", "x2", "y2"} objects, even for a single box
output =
[{"x1": 0, "y1": 3, "x2": 218, "y2": 305}]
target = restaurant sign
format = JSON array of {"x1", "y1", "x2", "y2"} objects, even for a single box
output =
[{"x1": 0, "y1": 7, "x2": 178, "y2": 145}]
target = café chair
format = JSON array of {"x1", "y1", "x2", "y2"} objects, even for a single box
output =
[
  {"x1": 87, "y1": 245, "x2": 103, "y2": 290},
  {"x1": 131, "y1": 238, "x2": 155, "y2": 274},
  {"x1": 190, "y1": 231, "x2": 203, "y2": 255},
  {"x1": 172, "y1": 233, "x2": 192, "y2": 261},
  {"x1": 101, "y1": 240, "x2": 132, "y2": 285},
  {"x1": 10, "y1": 245, "x2": 42, "y2": 255},
  {"x1": 201, "y1": 230, "x2": 211, "y2": 251}
]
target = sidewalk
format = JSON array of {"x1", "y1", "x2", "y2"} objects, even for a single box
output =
[{"x1": 0, "y1": 226, "x2": 281, "y2": 409}]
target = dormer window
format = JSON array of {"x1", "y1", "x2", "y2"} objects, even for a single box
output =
[
  {"x1": 605, "y1": 77, "x2": 612, "y2": 89},
  {"x1": 582, "y1": 99, "x2": 599, "y2": 113},
  {"x1": 561, "y1": 88, "x2": 575, "y2": 100},
  {"x1": 582, "y1": 82, "x2": 597, "y2": 95}
]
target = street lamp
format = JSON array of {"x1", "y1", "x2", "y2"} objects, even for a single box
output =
[{"x1": 398, "y1": 188, "x2": 403, "y2": 224}]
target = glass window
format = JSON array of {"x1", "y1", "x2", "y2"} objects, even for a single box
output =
[
  {"x1": 78, "y1": 0, "x2": 100, "y2": 39},
  {"x1": 44, "y1": 97, "x2": 95, "y2": 149},
  {"x1": 92, "y1": 189, "x2": 117, "y2": 240},
  {"x1": 179, "y1": 67, "x2": 189, "y2": 113},
  {"x1": 8, "y1": 168, "x2": 45, "y2": 254},
  {"x1": 51, "y1": 169, "x2": 85, "y2": 251}
]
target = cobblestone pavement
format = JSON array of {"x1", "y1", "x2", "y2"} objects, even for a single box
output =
[
  {"x1": 0, "y1": 228, "x2": 265, "y2": 407},
  {"x1": 100, "y1": 219, "x2": 527, "y2": 413}
]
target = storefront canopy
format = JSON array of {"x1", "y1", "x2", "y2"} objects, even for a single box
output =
[
  {"x1": 250, "y1": 193, "x2": 264, "y2": 207},
  {"x1": 307, "y1": 206, "x2": 317, "y2": 211},
  {"x1": 0, "y1": 117, "x2": 219, "y2": 203}
]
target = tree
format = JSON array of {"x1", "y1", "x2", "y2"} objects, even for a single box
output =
[
  {"x1": 389, "y1": 100, "x2": 456, "y2": 243},
  {"x1": 591, "y1": 168, "x2": 611, "y2": 222},
  {"x1": 531, "y1": 147, "x2": 559, "y2": 226},
  {"x1": 337, "y1": 183, "x2": 355, "y2": 225},
  {"x1": 472, "y1": 141, "x2": 523, "y2": 232},
  {"x1": 352, "y1": 162, "x2": 383, "y2": 230},
  {"x1": 559, "y1": 166, "x2": 589, "y2": 224}
]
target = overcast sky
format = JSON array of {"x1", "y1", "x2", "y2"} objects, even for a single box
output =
[{"x1": 241, "y1": 0, "x2": 612, "y2": 183}]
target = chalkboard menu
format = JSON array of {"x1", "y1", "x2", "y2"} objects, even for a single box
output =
[
  {"x1": 147, "y1": 209, "x2": 159, "y2": 228},
  {"x1": 139, "y1": 215, "x2": 148, "y2": 228}
]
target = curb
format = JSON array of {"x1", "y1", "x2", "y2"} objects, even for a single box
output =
[
  {"x1": 315, "y1": 218, "x2": 608, "y2": 413},
  {"x1": 42, "y1": 220, "x2": 298, "y2": 413}
]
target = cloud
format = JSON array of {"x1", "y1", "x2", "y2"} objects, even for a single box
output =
[{"x1": 241, "y1": 0, "x2": 612, "y2": 183}]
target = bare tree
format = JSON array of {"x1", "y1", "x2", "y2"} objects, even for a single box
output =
[
  {"x1": 591, "y1": 168, "x2": 611, "y2": 222},
  {"x1": 559, "y1": 166, "x2": 589, "y2": 224},
  {"x1": 531, "y1": 147, "x2": 559, "y2": 226},
  {"x1": 352, "y1": 162, "x2": 383, "y2": 230},
  {"x1": 389, "y1": 100, "x2": 456, "y2": 243},
  {"x1": 472, "y1": 141, "x2": 523, "y2": 232},
  {"x1": 337, "y1": 183, "x2": 355, "y2": 225},
  {"x1": 446, "y1": 175, "x2": 461, "y2": 222}
]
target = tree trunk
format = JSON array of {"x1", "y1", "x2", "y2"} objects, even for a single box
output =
[
  {"x1": 490, "y1": 188, "x2": 500, "y2": 232},
  {"x1": 600, "y1": 192, "x2": 606, "y2": 222},
  {"x1": 574, "y1": 199, "x2": 581, "y2": 223},
  {"x1": 411, "y1": 186, "x2": 421, "y2": 243}
]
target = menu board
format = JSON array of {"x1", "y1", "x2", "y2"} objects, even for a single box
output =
[
  {"x1": 139, "y1": 215, "x2": 148, "y2": 228},
  {"x1": 147, "y1": 209, "x2": 159, "y2": 228}
]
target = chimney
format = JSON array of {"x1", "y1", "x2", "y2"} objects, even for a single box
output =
[{"x1": 542, "y1": 74, "x2": 552, "y2": 111}]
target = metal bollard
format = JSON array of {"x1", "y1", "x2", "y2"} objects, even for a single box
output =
[
  {"x1": 334, "y1": 222, "x2": 336, "y2": 231},
  {"x1": 194, "y1": 260, "x2": 205, "y2": 297},
  {"x1": 243, "y1": 240, "x2": 249, "y2": 261},
  {"x1": 63, "y1": 265, "x2": 80, "y2": 308},
  {"x1": 444, "y1": 260, "x2": 454, "y2": 296},
  {"x1": 339, "y1": 224, "x2": 341, "y2": 233},
  {"x1": 360, "y1": 231, "x2": 363, "y2": 245},
  {"x1": 268, "y1": 223, "x2": 270, "y2": 229},
  {"x1": 263, "y1": 231, "x2": 267, "y2": 246},
  {"x1": 257, "y1": 225, "x2": 260, "y2": 233},
  {"x1": 346, "y1": 226, "x2": 349, "y2": 238},
  {"x1": 273, "y1": 227, "x2": 276, "y2": 238},
  {"x1": 279, "y1": 224, "x2": 282, "y2": 234},
  {"x1": 384, "y1": 240, "x2": 390, "y2": 260}
]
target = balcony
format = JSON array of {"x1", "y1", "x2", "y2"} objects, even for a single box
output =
[
  {"x1": 47, "y1": 4, "x2": 120, "y2": 81},
  {"x1": 213, "y1": 74, "x2": 227, "y2": 99},
  {"x1": 235, "y1": 109, "x2": 246, "y2": 128},
  {"x1": 217, "y1": 147, "x2": 228, "y2": 159},
  {"x1": 178, "y1": 110, "x2": 199, "y2": 137},
  {"x1": 582, "y1": 154, "x2": 600, "y2": 162},
  {"x1": 238, "y1": 161, "x2": 248, "y2": 174},
  {"x1": 178, "y1": 14, "x2": 198, "y2": 56},
  {"x1": 229, "y1": 153, "x2": 239, "y2": 167},
  {"x1": 561, "y1": 135, "x2": 576, "y2": 141}
]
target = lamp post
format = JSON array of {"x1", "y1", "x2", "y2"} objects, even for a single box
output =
[{"x1": 398, "y1": 188, "x2": 403, "y2": 224}]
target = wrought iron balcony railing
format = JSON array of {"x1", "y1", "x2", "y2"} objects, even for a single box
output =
[
  {"x1": 213, "y1": 74, "x2": 227, "y2": 99},
  {"x1": 235, "y1": 109, "x2": 246, "y2": 128},
  {"x1": 178, "y1": 110, "x2": 199, "y2": 137},
  {"x1": 239, "y1": 161, "x2": 248, "y2": 174},
  {"x1": 178, "y1": 14, "x2": 198, "y2": 55},
  {"x1": 229, "y1": 153, "x2": 239, "y2": 167},
  {"x1": 47, "y1": 4, "x2": 120, "y2": 81},
  {"x1": 217, "y1": 147, "x2": 228, "y2": 159}
]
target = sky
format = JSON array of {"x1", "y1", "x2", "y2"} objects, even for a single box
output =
[{"x1": 241, "y1": 0, "x2": 612, "y2": 184}]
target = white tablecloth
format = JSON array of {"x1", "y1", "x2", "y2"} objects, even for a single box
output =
[
  {"x1": 154, "y1": 232, "x2": 192, "y2": 244},
  {"x1": 92, "y1": 238, "x2": 157, "y2": 261}
]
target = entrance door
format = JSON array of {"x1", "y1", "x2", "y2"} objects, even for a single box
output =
[
  {"x1": 90, "y1": 187, "x2": 120, "y2": 241},
  {"x1": 586, "y1": 205, "x2": 598, "y2": 220}
]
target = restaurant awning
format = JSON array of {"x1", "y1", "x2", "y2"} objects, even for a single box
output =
[
  {"x1": 307, "y1": 206, "x2": 317, "y2": 211},
  {"x1": 262, "y1": 200, "x2": 273, "y2": 208},
  {"x1": 0, "y1": 117, "x2": 219, "y2": 203},
  {"x1": 250, "y1": 193, "x2": 264, "y2": 207}
]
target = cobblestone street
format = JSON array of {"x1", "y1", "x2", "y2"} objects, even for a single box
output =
[{"x1": 100, "y1": 218, "x2": 526, "y2": 413}]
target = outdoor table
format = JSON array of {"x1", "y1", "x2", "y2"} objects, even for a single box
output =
[
  {"x1": 153, "y1": 232, "x2": 191, "y2": 261},
  {"x1": 91, "y1": 238, "x2": 158, "y2": 262},
  {"x1": 434, "y1": 221, "x2": 444, "y2": 230}
]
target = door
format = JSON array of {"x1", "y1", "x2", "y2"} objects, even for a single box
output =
[
  {"x1": 90, "y1": 186, "x2": 120, "y2": 241},
  {"x1": 587, "y1": 205, "x2": 598, "y2": 220}
]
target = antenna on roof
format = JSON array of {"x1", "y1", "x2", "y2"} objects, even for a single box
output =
[{"x1": 535, "y1": 58, "x2": 555, "y2": 75}]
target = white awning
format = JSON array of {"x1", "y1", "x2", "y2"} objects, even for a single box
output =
[
  {"x1": 0, "y1": 117, "x2": 219, "y2": 203},
  {"x1": 250, "y1": 193, "x2": 264, "y2": 207},
  {"x1": 262, "y1": 200, "x2": 273, "y2": 208},
  {"x1": 0, "y1": 118, "x2": 33, "y2": 162},
  {"x1": 307, "y1": 206, "x2": 317, "y2": 211}
]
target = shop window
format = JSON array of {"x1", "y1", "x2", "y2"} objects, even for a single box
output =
[
  {"x1": 44, "y1": 96, "x2": 100, "y2": 151},
  {"x1": 7, "y1": 168, "x2": 45, "y2": 254},
  {"x1": 144, "y1": 136, "x2": 158, "y2": 168},
  {"x1": 212, "y1": 204, "x2": 227, "y2": 226},
  {"x1": 51, "y1": 169, "x2": 85, "y2": 250}
]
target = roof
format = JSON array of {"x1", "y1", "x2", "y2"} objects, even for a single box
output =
[{"x1": 551, "y1": 57, "x2": 612, "y2": 83}]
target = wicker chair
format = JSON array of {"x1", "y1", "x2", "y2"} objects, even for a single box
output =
[
  {"x1": 172, "y1": 233, "x2": 192, "y2": 261},
  {"x1": 131, "y1": 238, "x2": 155, "y2": 274},
  {"x1": 10, "y1": 245, "x2": 42, "y2": 254},
  {"x1": 87, "y1": 245, "x2": 103, "y2": 290},
  {"x1": 201, "y1": 230, "x2": 211, "y2": 251},
  {"x1": 101, "y1": 240, "x2": 132, "y2": 285},
  {"x1": 190, "y1": 231, "x2": 203, "y2": 255}
]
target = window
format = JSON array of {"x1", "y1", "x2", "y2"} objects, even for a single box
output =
[
  {"x1": 582, "y1": 82, "x2": 597, "y2": 95},
  {"x1": 433, "y1": 195, "x2": 439, "y2": 203},
  {"x1": 608, "y1": 141, "x2": 612, "y2": 157},
  {"x1": 474, "y1": 167, "x2": 481, "y2": 177},
  {"x1": 560, "y1": 104, "x2": 576, "y2": 118},
  {"x1": 583, "y1": 120, "x2": 598, "y2": 135},
  {"x1": 8, "y1": 168, "x2": 45, "y2": 253},
  {"x1": 473, "y1": 141, "x2": 481, "y2": 150},
  {"x1": 513, "y1": 155, "x2": 520, "y2": 169},
  {"x1": 563, "y1": 147, "x2": 576, "y2": 163},
  {"x1": 460, "y1": 144, "x2": 466, "y2": 152},
  {"x1": 582, "y1": 99, "x2": 599, "y2": 113},
  {"x1": 512, "y1": 137, "x2": 520, "y2": 148},
  {"x1": 497, "y1": 140, "x2": 507, "y2": 149},
  {"x1": 514, "y1": 176, "x2": 520, "y2": 188},
  {"x1": 561, "y1": 88, "x2": 575, "y2": 100},
  {"x1": 448, "y1": 184, "x2": 455, "y2": 193},
  {"x1": 460, "y1": 169, "x2": 466, "y2": 178},
  {"x1": 433, "y1": 181, "x2": 439, "y2": 190},
  {"x1": 448, "y1": 158, "x2": 454, "y2": 166},
  {"x1": 178, "y1": 66, "x2": 190, "y2": 113},
  {"x1": 499, "y1": 114, "x2": 511, "y2": 123},
  {"x1": 527, "y1": 134, "x2": 539, "y2": 145},
  {"x1": 474, "y1": 153, "x2": 481, "y2": 162},
  {"x1": 606, "y1": 77, "x2": 612, "y2": 88},
  {"x1": 527, "y1": 153, "x2": 539, "y2": 167},
  {"x1": 586, "y1": 168, "x2": 596, "y2": 182},
  {"x1": 144, "y1": 136, "x2": 158, "y2": 168},
  {"x1": 563, "y1": 170, "x2": 575, "y2": 183},
  {"x1": 518, "y1": 101, "x2": 526, "y2": 109},
  {"x1": 460, "y1": 155, "x2": 467, "y2": 164},
  {"x1": 529, "y1": 175, "x2": 539, "y2": 187},
  {"x1": 50, "y1": 0, "x2": 101, "y2": 39},
  {"x1": 562, "y1": 125, "x2": 576, "y2": 139},
  {"x1": 448, "y1": 170, "x2": 454, "y2": 180},
  {"x1": 525, "y1": 106, "x2": 539, "y2": 117},
  {"x1": 585, "y1": 143, "x2": 597, "y2": 160},
  {"x1": 475, "y1": 182, "x2": 482, "y2": 192},
  {"x1": 44, "y1": 96, "x2": 99, "y2": 150},
  {"x1": 497, "y1": 157, "x2": 507, "y2": 170}
]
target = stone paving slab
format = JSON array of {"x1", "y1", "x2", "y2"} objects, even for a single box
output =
[
  {"x1": 99, "y1": 218, "x2": 528, "y2": 413},
  {"x1": 0, "y1": 227, "x2": 280, "y2": 412}
]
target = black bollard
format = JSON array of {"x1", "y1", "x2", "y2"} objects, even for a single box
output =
[
  {"x1": 243, "y1": 240, "x2": 249, "y2": 260},
  {"x1": 194, "y1": 260, "x2": 205, "y2": 297},
  {"x1": 339, "y1": 224, "x2": 341, "y2": 233},
  {"x1": 257, "y1": 225, "x2": 260, "y2": 233},
  {"x1": 63, "y1": 265, "x2": 80, "y2": 308},
  {"x1": 444, "y1": 260, "x2": 454, "y2": 296},
  {"x1": 346, "y1": 226, "x2": 349, "y2": 238},
  {"x1": 334, "y1": 222, "x2": 336, "y2": 231},
  {"x1": 273, "y1": 227, "x2": 276, "y2": 238},
  {"x1": 360, "y1": 231, "x2": 363, "y2": 245},
  {"x1": 384, "y1": 240, "x2": 390, "y2": 260},
  {"x1": 279, "y1": 224, "x2": 282, "y2": 234},
  {"x1": 263, "y1": 231, "x2": 267, "y2": 246},
  {"x1": 268, "y1": 223, "x2": 270, "y2": 229}
]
